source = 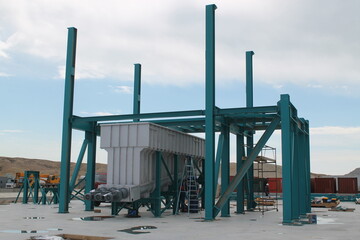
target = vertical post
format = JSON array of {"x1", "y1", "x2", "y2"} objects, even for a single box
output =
[
  {"x1": 59, "y1": 27, "x2": 77, "y2": 213},
  {"x1": 22, "y1": 172, "x2": 29, "y2": 204},
  {"x1": 305, "y1": 120, "x2": 311, "y2": 213},
  {"x1": 246, "y1": 51, "x2": 255, "y2": 210},
  {"x1": 153, "y1": 151, "x2": 162, "y2": 217},
  {"x1": 292, "y1": 127, "x2": 300, "y2": 219},
  {"x1": 246, "y1": 51, "x2": 254, "y2": 108},
  {"x1": 133, "y1": 63, "x2": 141, "y2": 122},
  {"x1": 205, "y1": 4, "x2": 217, "y2": 221},
  {"x1": 85, "y1": 125, "x2": 97, "y2": 211},
  {"x1": 221, "y1": 124, "x2": 230, "y2": 217},
  {"x1": 280, "y1": 94, "x2": 293, "y2": 224},
  {"x1": 236, "y1": 134, "x2": 245, "y2": 214},
  {"x1": 173, "y1": 154, "x2": 179, "y2": 215},
  {"x1": 298, "y1": 128, "x2": 307, "y2": 217},
  {"x1": 201, "y1": 159, "x2": 205, "y2": 209},
  {"x1": 214, "y1": 133, "x2": 224, "y2": 185},
  {"x1": 33, "y1": 173, "x2": 39, "y2": 204}
]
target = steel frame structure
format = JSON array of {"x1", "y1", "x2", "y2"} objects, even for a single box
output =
[{"x1": 58, "y1": 4, "x2": 311, "y2": 224}]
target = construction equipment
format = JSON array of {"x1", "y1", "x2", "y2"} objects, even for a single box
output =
[{"x1": 14, "y1": 172, "x2": 60, "y2": 188}]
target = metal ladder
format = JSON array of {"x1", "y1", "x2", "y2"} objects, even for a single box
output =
[{"x1": 176, "y1": 157, "x2": 200, "y2": 215}]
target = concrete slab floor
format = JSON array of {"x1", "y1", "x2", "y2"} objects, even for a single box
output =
[{"x1": 0, "y1": 200, "x2": 359, "y2": 240}]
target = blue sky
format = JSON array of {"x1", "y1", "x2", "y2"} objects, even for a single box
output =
[{"x1": 0, "y1": 0, "x2": 359, "y2": 175}]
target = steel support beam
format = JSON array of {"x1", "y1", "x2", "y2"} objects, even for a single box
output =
[
  {"x1": 133, "y1": 63, "x2": 141, "y2": 122},
  {"x1": 204, "y1": 3, "x2": 217, "y2": 220},
  {"x1": 280, "y1": 94, "x2": 295, "y2": 224},
  {"x1": 214, "y1": 133, "x2": 224, "y2": 186},
  {"x1": 217, "y1": 106, "x2": 278, "y2": 115},
  {"x1": 214, "y1": 117, "x2": 280, "y2": 215},
  {"x1": 292, "y1": 127, "x2": 300, "y2": 219},
  {"x1": 153, "y1": 151, "x2": 162, "y2": 217},
  {"x1": 221, "y1": 124, "x2": 230, "y2": 217},
  {"x1": 59, "y1": 27, "x2": 77, "y2": 213},
  {"x1": 236, "y1": 134, "x2": 245, "y2": 214},
  {"x1": 69, "y1": 138, "x2": 88, "y2": 193},
  {"x1": 245, "y1": 51, "x2": 255, "y2": 210},
  {"x1": 304, "y1": 120, "x2": 311, "y2": 213},
  {"x1": 246, "y1": 51, "x2": 254, "y2": 108},
  {"x1": 173, "y1": 154, "x2": 179, "y2": 215},
  {"x1": 77, "y1": 110, "x2": 205, "y2": 122},
  {"x1": 85, "y1": 126, "x2": 97, "y2": 211},
  {"x1": 298, "y1": 128, "x2": 307, "y2": 217},
  {"x1": 22, "y1": 176, "x2": 28, "y2": 204}
]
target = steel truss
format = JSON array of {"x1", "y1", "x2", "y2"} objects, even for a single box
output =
[{"x1": 58, "y1": 4, "x2": 311, "y2": 224}]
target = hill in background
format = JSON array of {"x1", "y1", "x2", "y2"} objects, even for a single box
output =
[
  {"x1": 0, "y1": 156, "x2": 325, "y2": 179},
  {"x1": 346, "y1": 168, "x2": 360, "y2": 176},
  {"x1": 0, "y1": 156, "x2": 107, "y2": 178}
]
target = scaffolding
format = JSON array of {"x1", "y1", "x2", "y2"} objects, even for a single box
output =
[{"x1": 253, "y1": 145, "x2": 279, "y2": 214}]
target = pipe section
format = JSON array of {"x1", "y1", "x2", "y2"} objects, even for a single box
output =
[{"x1": 84, "y1": 187, "x2": 129, "y2": 203}]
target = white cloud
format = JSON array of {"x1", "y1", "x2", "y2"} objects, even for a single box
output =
[
  {"x1": 307, "y1": 84, "x2": 323, "y2": 89},
  {"x1": 0, "y1": 0, "x2": 358, "y2": 89},
  {"x1": 0, "y1": 130, "x2": 23, "y2": 133},
  {"x1": 111, "y1": 86, "x2": 133, "y2": 94},
  {"x1": 80, "y1": 111, "x2": 118, "y2": 117},
  {"x1": 311, "y1": 126, "x2": 360, "y2": 135},
  {"x1": 0, "y1": 32, "x2": 19, "y2": 58},
  {"x1": 0, "y1": 72, "x2": 11, "y2": 77},
  {"x1": 0, "y1": 130, "x2": 24, "y2": 135},
  {"x1": 0, "y1": 42, "x2": 9, "y2": 58},
  {"x1": 56, "y1": 65, "x2": 106, "y2": 80}
]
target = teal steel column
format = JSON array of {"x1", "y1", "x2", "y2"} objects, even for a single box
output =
[
  {"x1": 292, "y1": 127, "x2": 300, "y2": 219},
  {"x1": 69, "y1": 138, "x2": 88, "y2": 193},
  {"x1": 59, "y1": 27, "x2": 77, "y2": 213},
  {"x1": 85, "y1": 125, "x2": 97, "y2": 211},
  {"x1": 280, "y1": 94, "x2": 294, "y2": 224},
  {"x1": 153, "y1": 151, "x2": 162, "y2": 217},
  {"x1": 215, "y1": 133, "x2": 224, "y2": 186},
  {"x1": 204, "y1": 4, "x2": 217, "y2": 220},
  {"x1": 236, "y1": 134, "x2": 245, "y2": 214},
  {"x1": 246, "y1": 51, "x2": 255, "y2": 210},
  {"x1": 173, "y1": 154, "x2": 179, "y2": 214},
  {"x1": 133, "y1": 63, "x2": 141, "y2": 122},
  {"x1": 33, "y1": 173, "x2": 39, "y2": 204},
  {"x1": 298, "y1": 128, "x2": 307, "y2": 217},
  {"x1": 22, "y1": 172, "x2": 29, "y2": 204},
  {"x1": 304, "y1": 120, "x2": 311, "y2": 213},
  {"x1": 246, "y1": 51, "x2": 254, "y2": 107},
  {"x1": 221, "y1": 124, "x2": 230, "y2": 217}
]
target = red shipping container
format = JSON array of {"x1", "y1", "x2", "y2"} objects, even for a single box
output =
[
  {"x1": 268, "y1": 178, "x2": 282, "y2": 193},
  {"x1": 337, "y1": 177, "x2": 358, "y2": 194},
  {"x1": 313, "y1": 178, "x2": 336, "y2": 193}
]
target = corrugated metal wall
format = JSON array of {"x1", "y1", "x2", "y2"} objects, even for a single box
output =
[
  {"x1": 338, "y1": 178, "x2": 358, "y2": 193},
  {"x1": 313, "y1": 178, "x2": 336, "y2": 193}
]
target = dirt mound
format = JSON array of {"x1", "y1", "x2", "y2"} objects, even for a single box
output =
[{"x1": 0, "y1": 156, "x2": 107, "y2": 178}]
